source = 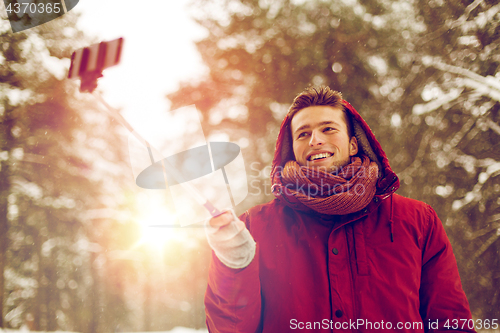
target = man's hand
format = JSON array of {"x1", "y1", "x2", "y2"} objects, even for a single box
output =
[
  {"x1": 205, "y1": 210, "x2": 256, "y2": 269},
  {"x1": 209, "y1": 211, "x2": 234, "y2": 228}
]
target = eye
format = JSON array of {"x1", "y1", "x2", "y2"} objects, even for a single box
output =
[
  {"x1": 323, "y1": 127, "x2": 336, "y2": 132},
  {"x1": 297, "y1": 132, "x2": 309, "y2": 139}
]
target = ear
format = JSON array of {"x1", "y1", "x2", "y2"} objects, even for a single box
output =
[{"x1": 349, "y1": 136, "x2": 358, "y2": 156}]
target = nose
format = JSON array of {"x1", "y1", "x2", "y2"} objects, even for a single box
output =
[{"x1": 309, "y1": 130, "x2": 324, "y2": 146}]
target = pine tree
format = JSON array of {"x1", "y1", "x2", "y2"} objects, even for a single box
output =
[
  {"x1": 0, "y1": 12, "x2": 135, "y2": 331},
  {"x1": 391, "y1": 0, "x2": 500, "y2": 318}
]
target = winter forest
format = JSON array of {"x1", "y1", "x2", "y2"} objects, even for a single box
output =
[{"x1": 0, "y1": 0, "x2": 499, "y2": 331}]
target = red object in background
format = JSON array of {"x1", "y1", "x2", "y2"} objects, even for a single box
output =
[{"x1": 68, "y1": 37, "x2": 123, "y2": 93}]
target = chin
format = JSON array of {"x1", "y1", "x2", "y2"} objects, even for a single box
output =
[{"x1": 329, "y1": 159, "x2": 351, "y2": 172}]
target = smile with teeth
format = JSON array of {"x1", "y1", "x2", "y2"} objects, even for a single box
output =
[{"x1": 308, "y1": 152, "x2": 333, "y2": 161}]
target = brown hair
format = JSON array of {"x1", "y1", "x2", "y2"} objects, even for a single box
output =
[{"x1": 287, "y1": 86, "x2": 353, "y2": 138}]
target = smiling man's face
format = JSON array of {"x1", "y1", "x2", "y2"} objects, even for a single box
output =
[{"x1": 291, "y1": 106, "x2": 358, "y2": 172}]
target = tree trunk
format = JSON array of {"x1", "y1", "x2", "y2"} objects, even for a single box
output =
[
  {"x1": 0, "y1": 119, "x2": 13, "y2": 328},
  {"x1": 491, "y1": 240, "x2": 500, "y2": 318},
  {"x1": 33, "y1": 226, "x2": 43, "y2": 331},
  {"x1": 0, "y1": 215, "x2": 6, "y2": 328},
  {"x1": 88, "y1": 250, "x2": 100, "y2": 333},
  {"x1": 46, "y1": 262, "x2": 57, "y2": 331}
]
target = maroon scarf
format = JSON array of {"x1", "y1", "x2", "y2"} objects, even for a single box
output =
[{"x1": 273, "y1": 155, "x2": 379, "y2": 215}]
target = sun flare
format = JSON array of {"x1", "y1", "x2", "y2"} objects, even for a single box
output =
[{"x1": 135, "y1": 199, "x2": 187, "y2": 251}]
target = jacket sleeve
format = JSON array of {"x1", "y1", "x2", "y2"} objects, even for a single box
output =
[
  {"x1": 204, "y1": 213, "x2": 262, "y2": 333},
  {"x1": 419, "y1": 205, "x2": 476, "y2": 333}
]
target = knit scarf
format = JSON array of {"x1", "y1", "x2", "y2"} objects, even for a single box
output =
[{"x1": 274, "y1": 155, "x2": 379, "y2": 215}]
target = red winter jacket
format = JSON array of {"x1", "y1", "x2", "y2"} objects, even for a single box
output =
[{"x1": 205, "y1": 100, "x2": 474, "y2": 333}]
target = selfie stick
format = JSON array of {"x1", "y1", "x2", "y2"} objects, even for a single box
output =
[
  {"x1": 68, "y1": 38, "x2": 223, "y2": 219},
  {"x1": 92, "y1": 92, "x2": 223, "y2": 218}
]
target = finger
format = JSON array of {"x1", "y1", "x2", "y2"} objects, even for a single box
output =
[{"x1": 209, "y1": 211, "x2": 234, "y2": 228}]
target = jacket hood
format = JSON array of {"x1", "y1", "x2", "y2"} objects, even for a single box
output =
[{"x1": 271, "y1": 99, "x2": 400, "y2": 200}]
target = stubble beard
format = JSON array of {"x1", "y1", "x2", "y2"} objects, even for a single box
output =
[{"x1": 328, "y1": 156, "x2": 351, "y2": 174}]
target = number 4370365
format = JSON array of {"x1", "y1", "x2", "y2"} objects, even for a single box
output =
[
  {"x1": 5, "y1": 2, "x2": 61, "y2": 15},
  {"x1": 444, "y1": 318, "x2": 498, "y2": 330}
]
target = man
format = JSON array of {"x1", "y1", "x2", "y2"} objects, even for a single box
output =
[{"x1": 204, "y1": 86, "x2": 475, "y2": 332}]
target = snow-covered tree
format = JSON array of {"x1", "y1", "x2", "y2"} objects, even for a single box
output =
[
  {"x1": 387, "y1": 0, "x2": 500, "y2": 318},
  {"x1": 0, "y1": 11, "x2": 135, "y2": 331}
]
